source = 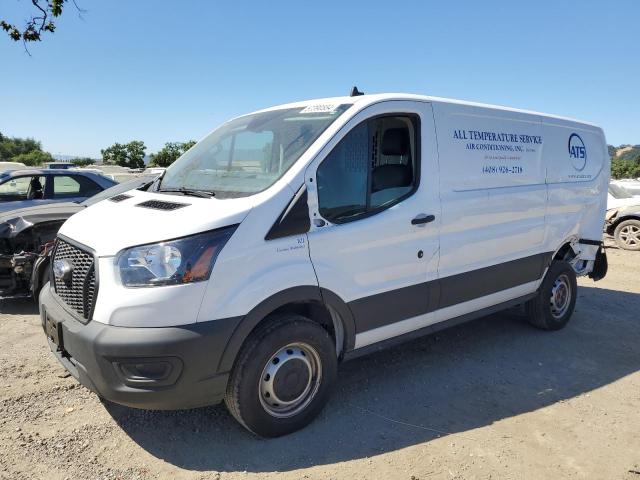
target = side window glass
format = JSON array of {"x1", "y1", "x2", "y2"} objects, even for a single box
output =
[
  {"x1": 370, "y1": 117, "x2": 416, "y2": 209},
  {"x1": 317, "y1": 122, "x2": 369, "y2": 222},
  {"x1": 53, "y1": 176, "x2": 81, "y2": 197},
  {"x1": 0, "y1": 176, "x2": 31, "y2": 199},
  {"x1": 0, "y1": 176, "x2": 46, "y2": 200},
  {"x1": 74, "y1": 176, "x2": 102, "y2": 197},
  {"x1": 317, "y1": 115, "x2": 418, "y2": 223}
]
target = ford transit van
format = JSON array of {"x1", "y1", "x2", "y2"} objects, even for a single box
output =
[{"x1": 40, "y1": 92, "x2": 609, "y2": 437}]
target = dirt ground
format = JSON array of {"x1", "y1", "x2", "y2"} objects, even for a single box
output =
[{"x1": 1, "y1": 241, "x2": 639, "y2": 480}]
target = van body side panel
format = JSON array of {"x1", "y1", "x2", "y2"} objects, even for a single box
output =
[
  {"x1": 197, "y1": 185, "x2": 320, "y2": 322},
  {"x1": 352, "y1": 251, "x2": 551, "y2": 346},
  {"x1": 352, "y1": 102, "x2": 556, "y2": 348},
  {"x1": 542, "y1": 120, "x2": 609, "y2": 260},
  {"x1": 433, "y1": 103, "x2": 547, "y2": 283}
]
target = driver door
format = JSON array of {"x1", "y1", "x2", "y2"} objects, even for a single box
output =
[{"x1": 305, "y1": 101, "x2": 441, "y2": 349}]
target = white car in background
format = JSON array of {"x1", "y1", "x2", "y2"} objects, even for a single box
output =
[
  {"x1": 606, "y1": 183, "x2": 640, "y2": 250},
  {"x1": 611, "y1": 179, "x2": 640, "y2": 197},
  {"x1": 608, "y1": 183, "x2": 640, "y2": 210},
  {"x1": 0, "y1": 161, "x2": 27, "y2": 172}
]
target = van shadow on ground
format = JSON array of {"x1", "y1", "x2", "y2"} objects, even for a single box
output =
[{"x1": 102, "y1": 285, "x2": 638, "y2": 473}]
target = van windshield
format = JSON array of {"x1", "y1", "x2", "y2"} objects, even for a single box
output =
[{"x1": 159, "y1": 104, "x2": 351, "y2": 198}]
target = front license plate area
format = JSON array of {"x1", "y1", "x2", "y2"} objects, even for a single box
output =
[{"x1": 45, "y1": 314, "x2": 63, "y2": 351}]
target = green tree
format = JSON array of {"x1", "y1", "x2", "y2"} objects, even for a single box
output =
[
  {"x1": 101, "y1": 141, "x2": 146, "y2": 169},
  {"x1": 611, "y1": 156, "x2": 640, "y2": 180},
  {"x1": 1, "y1": 0, "x2": 69, "y2": 44},
  {"x1": 12, "y1": 150, "x2": 53, "y2": 166},
  {"x1": 101, "y1": 143, "x2": 127, "y2": 166},
  {"x1": 0, "y1": 133, "x2": 42, "y2": 161},
  {"x1": 149, "y1": 141, "x2": 197, "y2": 167},
  {"x1": 72, "y1": 157, "x2": 96, "y2": 167},
  {"x1": 125, "y1": 141, "x2": 147, "y2": 169}
]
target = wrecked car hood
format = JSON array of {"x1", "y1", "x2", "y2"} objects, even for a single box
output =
[{"x1": 0, "y1": 202, "x2": 84, "y2": 238}]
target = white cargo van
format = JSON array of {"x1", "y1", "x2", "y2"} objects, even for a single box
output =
[{"x1": 40, "y1": 92, "x2": 609, "y2": 437}]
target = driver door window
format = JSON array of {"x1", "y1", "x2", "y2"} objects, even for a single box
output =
[
  {"x1": 317, "y1": 115, "x2": 419, "y2": 223},
  {"x1": 0, "y1": 175, "x2": 46, "y2": 201}
]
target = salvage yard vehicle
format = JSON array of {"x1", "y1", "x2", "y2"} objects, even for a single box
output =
[
  {"x1": 0, "y1": 161, "x2": 27, "y2": 172},
  {"x1": 0, "y1": 169, "x2": 117, "y2": 213},
  {"x1": 0, "y1": 176, "x2": 156, "y2": 298},
  {"x1": 40, "y1": 91, "x2": 609, "y2": 437},
  {"x1": 606, "y1": 184, "x2": 640, "y2": 250},
  {"x1": 611, "y1": 179, "x2": 640, "y2": 197}
]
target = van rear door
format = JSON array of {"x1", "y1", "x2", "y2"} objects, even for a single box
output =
[{"x1": 305, "y1": 101, "x2": 440, "y2": 348}]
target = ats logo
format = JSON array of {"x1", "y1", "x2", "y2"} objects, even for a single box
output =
[{"x1": 568, "y1": 133, "x2": 586, "y2": 171}]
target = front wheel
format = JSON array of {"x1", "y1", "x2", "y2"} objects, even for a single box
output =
[
  {"x1": 525, "y1": 260, "x2": 577, "y2": 330},
  {"x1": 224, "y1": 314, "x2": 337, "y2": 437},
  {"x1": 614, "y1": 219, "x2": 640, "y2": 251}
]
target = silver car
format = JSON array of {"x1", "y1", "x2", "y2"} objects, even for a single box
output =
[{"x1": 0, "y1": 169, "x2": 117, "y2": 213}]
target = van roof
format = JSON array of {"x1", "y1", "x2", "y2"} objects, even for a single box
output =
[{"x1": 254, "y1": 93, "x2": 600, "y2": 128}]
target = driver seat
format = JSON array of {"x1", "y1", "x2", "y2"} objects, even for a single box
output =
[{"x1": 28, "y1": 177, "x2": 44, "y2": 199}]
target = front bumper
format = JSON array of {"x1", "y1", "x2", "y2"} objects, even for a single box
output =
[{"x1": 39, "y1": 284, "x2": 241, "y2": 410}]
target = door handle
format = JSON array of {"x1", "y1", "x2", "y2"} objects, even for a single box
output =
[{"x1": 411, "y1": 214, "x2": 435, "y2": 225}]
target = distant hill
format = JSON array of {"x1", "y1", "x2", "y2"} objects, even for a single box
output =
[{"x1": 609, "y1": 144, "x2": 640, "y2": 161}]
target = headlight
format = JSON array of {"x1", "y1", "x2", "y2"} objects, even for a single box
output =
[{"x1": 117, "y1": 226, "x2": 236, "y2": 287}]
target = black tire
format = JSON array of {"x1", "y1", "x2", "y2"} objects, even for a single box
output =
[
  {"x1": 224, "y1": 313, "x2": 337, "y2": 437},
  {"x1": 525, "y1": 260, "x2": 577, "y2": 331},
  {"x1": 613, "y1": 219, "x2": 640, "y2": 251}
]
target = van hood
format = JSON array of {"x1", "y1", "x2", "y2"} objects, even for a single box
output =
[{"x1": 58, "y1": 189, "x2": 253, "y2": 256}]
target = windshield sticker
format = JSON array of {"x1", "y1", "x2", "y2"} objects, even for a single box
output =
[{"x1": 300, "y1": 104, "x2": 340, "y2": 114}]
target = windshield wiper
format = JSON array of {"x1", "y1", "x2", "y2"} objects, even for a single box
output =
[{"x1": 158, "y1": 187, "x2": 215, "y2": 198}]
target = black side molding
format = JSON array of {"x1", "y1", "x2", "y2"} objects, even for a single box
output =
[
  {"x1": 578, "y1": 238, "x2": 603, "y2": 246},
  {"x1": 265, "y1": 186, "x2": 311, "y2": 240},
  {"x1": 344, "y1": 292, "x2": 537, "y2": 362}
]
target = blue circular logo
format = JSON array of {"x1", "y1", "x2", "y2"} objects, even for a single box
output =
[{"x1": 568, "y1": 133, "x2": 586, "y2": 171}]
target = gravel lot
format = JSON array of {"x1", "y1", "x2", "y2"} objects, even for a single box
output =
[{"x1": 1, "y1": 242, "x2": 639, "y2": 480}]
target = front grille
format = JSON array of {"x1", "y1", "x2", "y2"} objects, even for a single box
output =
[
  {"x1": 53, "y1": 239, "x2": 96, "y2": 321},
  {"x1": 135, "y1": 200, "x2": 189, "y2": 211}
]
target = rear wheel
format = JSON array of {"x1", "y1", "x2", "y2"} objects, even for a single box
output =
[
  {"x1": 224, "y1": 314, "x2": 337, "y2": 437},
  {"x1": 525, "y1": 260, "x2": 577, "y2": 330},
  {"x1": 614, "y1": 219, "x2": 640, "y2": 251}
]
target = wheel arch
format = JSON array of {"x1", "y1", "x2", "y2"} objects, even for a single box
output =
[
  {"x1": 217, "y1": 286, "x2": 356, "y2": 373},
  {"x1": 607, "y1": 213, "x2": 640, "y2": 235},
  {"x1": 553, "y1": 241, "x2": 576, "y2": 261}
]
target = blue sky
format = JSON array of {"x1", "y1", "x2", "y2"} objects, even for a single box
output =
[{"x1": 1, "y1": 0, "x2": 638, "y2": 158}]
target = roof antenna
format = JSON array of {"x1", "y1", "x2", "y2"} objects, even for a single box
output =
[{"x1": 350, "y1": 86, "x2": 364, "y2": 97}]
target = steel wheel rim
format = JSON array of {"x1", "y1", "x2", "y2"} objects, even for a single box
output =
[
  {"x1": 619, "y1": 225, "x2": 640, "y2": 247},
  {"x1": 550, "y1": 273, "x2": 571, "y2": 319},
  {"x1": 258, "y1": 342, "x2": 322, "y2": 418}
]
